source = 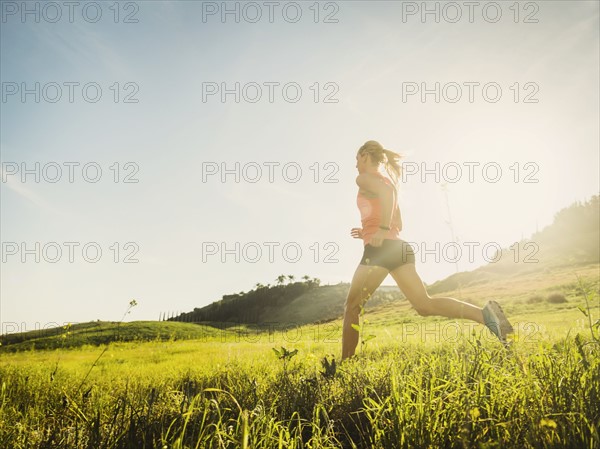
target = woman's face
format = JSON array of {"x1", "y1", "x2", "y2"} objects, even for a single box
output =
[{"x1": 356, "y1": 151, "x2": 370, "y2": 173}]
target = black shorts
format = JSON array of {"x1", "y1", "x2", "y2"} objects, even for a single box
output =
[{"x1": 360, "y1": 239, "x2": 416, "y2": 271}]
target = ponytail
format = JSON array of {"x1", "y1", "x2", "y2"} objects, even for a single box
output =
[{"x1": 382, "y1": 149, "x2": 403, "y2": 188}]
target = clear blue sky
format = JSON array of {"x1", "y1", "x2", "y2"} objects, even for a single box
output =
[{"x1": 1, "y1": 1, "x2": 598, "y2": 333}]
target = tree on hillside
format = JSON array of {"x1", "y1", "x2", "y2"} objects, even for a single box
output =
[
  {"x1": 509, "y1": 194, "x2": 600, "y2": 264},
  {"x1": 276, "y1": 275, "x2": 286, "y2": 285},
  {"x1": 287, "y1": 274, "x2": 295, "y2": 283},
  {"x1": 552, "y1": 195, "x2": 599, "y2": 233}
]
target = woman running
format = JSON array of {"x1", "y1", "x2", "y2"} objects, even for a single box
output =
[{"x1": 341, "y1": 140, "x2": 513, "y2": 360}]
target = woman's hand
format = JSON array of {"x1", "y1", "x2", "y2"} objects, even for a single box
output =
[
  {"x1": 350, "y1": 227, "x2": 363, "y2": 239},
  {"x1": 369, "y1": 229, "x2": 387, "y2": 247}
]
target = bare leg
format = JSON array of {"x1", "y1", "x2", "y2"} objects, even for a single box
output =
[
  {"x1": 389, "y1": 263, "x2": 484, "y2": 323},
  {"x1": 342, "y1": 264, "x2": 390, "y2": 360}
]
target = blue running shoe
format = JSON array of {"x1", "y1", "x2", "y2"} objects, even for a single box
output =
[{"x1": 483, "y1": 300, "x2": 514, "y2": 343}]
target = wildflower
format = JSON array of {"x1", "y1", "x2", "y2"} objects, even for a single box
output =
[{"x1": 540, "y1": 418, "x2": 557, "y2": 429}]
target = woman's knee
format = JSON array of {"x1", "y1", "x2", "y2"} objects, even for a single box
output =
[{"x1": 409, "y1": 294, "x2": 434, "y2": 316}]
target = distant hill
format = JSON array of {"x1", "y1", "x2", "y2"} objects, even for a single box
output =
[
  {"x1": 428, "y1": 195, "x2": 599, "y2": 294},
  {"x1": 0, "y1": 321, "x2": 222, "y2": 353},
  {"x1": 170, "y1": 279, "x2": 404, "y2": 327}
]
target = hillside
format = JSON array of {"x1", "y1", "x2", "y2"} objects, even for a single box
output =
[
  {"x1": 0, "y1": 321, "x2": 224, "y2": 352},
  {"x1": 170, "y1": 278, "x2": 404, "y2": 327},
  {"x1": 428, "y1": 195, "x2": 599, "y2": 294}
]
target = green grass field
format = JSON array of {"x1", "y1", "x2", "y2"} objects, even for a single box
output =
[{"x1": 1, "y1": 265, "x2": 599, "y2": 448}]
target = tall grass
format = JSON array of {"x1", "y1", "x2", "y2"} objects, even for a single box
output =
[
  {"x1": 1, "y1": 331, "x2": 598, "y2": 449},
  {"x1": 1, "y1": 272, "x2": 598, "y2": 448}
]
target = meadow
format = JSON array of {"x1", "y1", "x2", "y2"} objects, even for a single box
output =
[{"x1": 1, "y1": 265, "x2": 599, "y2": 448}]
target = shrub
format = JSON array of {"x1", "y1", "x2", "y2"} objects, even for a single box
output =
[
  {"x1": 547, "y1": 292, "x2": 568, "y2": 304},
  {"x1": 527, "y1": 295, "x2": 544, "y2": 304}
]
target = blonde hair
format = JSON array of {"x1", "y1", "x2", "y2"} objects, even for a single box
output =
[{"x1": 358, "y1": 140, "x2": 403, "y2": 187}]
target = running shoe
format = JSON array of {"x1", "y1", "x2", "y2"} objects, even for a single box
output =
[{"x1": 482, "y1": 300, "x2": 514, "y2": 343}]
